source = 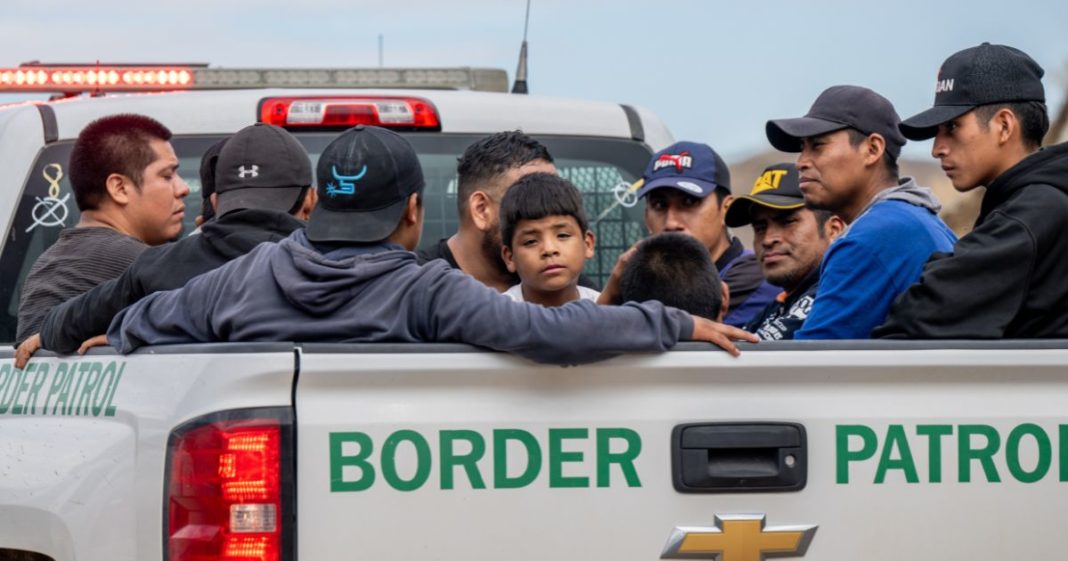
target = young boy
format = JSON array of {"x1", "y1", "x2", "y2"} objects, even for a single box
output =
[{"x1": 499, "y1": 172, "x2": 600, "y2": 306}]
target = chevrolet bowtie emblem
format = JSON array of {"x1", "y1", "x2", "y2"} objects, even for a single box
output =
[{"x1": 661, "y1": 514, "x2": 817, "y2": 561}]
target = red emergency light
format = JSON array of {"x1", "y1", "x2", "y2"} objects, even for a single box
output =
[
  {"x1": 258, "y1": 96, "x2": 441, "y2": 130},
  {"x1": 0, "y1": 64, "x2": 508, "y2": 95},
  {"x1": 0, "y1": 65, "x2": 195, "y2": 92}
]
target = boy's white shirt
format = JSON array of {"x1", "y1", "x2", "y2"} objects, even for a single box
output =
[{"x1": 504, "y1": 284, "x2": 601, "y2": 303}]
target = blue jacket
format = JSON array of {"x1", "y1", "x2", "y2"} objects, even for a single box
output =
[
  {"x1": 108, "y1": 230, "x2": 695, "y2": 365},
  {"x1": 795, "y1": 179, "x2": 956, "y2": 340}
]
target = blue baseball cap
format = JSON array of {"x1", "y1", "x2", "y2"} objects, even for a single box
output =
[{"x1": 635, "y1": 141, "x2": 731, "y2": 199}]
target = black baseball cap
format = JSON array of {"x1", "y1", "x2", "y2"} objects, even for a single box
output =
[
  {"x1": 725, "y1": 163, "x2": 804, "y2": 228},
  {"x1": 635, "y1": 141, "x2": 731, "y2": 199},
  {"x1": 215, "y1": 123, "x2": 312, "y2": 216},
  {"x1": 306, "y1": 125, "x2": 425, "y2": 243},
  {"x1": 197, "y1": 137, "x2": 228, "y2": 223},
  {"x1": 766, "y1": 85, "x2": 907, "y2": 159},
  {"x1": 900, "y1": 43, "x2": 1045, "y2": 141}
]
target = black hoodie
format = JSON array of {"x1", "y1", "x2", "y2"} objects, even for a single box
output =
[
  {"x1": 876, "y1": 142, "x2": 1068, "y2": 339},
  {"x1": 39, "y1": 208, "x2": 304, "y2": 353}
]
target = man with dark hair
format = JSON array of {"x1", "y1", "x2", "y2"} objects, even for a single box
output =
[
  {"x1": 725, "y1": 163, "x2": 845, "y2": 340},
  {"x1": 766, "y1": 85, "x2": 956, "y2": 339},
  {"x1": 12, "y1": 123, "x2": 316, "y2": 366},
  {"x1": 618, "y1": 232, "x2": 727, "y2": 322},
  {"x1": 877, "y1": 43, "x2": 1068, "y2": 338},
  {"x1": 14, "y1": 113, "x2": 189, "y2": 345},
  {"x1": 107, "y1": 125, "x2": 757, "y2": 363},
  {"x1": 634, "y1": 141, "x2": 778, "y2": 327},
  {"x1": 417, "y1": 130, "x2": 558, "y2": 292}
]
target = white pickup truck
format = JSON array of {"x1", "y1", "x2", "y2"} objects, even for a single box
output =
[{"x1": 1, "y1": 65, "x2": 1066, "y2": 561}]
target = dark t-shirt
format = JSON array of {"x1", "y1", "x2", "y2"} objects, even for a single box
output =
[
  {"x1": 744, "y1": 271, "x2": 819, "y2": 341},
  {"x1": 16, "y1": 227, "x2": 146, "y2": 345},
  {"x1": 416, "y1": 237, "x2": 460, "y2": 268},
  {"x1": 417, "y1": 237, "x2": 600, "y2": 290},
  {"x1": 715, "y1": 237, "x2": 778, "y2": 327}
]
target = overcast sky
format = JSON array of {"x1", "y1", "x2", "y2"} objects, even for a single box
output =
[{"x1": 3, "y1": 0, "x2": 1067, "y2": 160}]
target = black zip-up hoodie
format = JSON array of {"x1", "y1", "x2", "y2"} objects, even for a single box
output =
[
  {"x1": 40, "y1": 208, "x2": 304, "y2": 352},
  {"x1": 876, "y1": 142, "x2": 1068, "y2": 339}
]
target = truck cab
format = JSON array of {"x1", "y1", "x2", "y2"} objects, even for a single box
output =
[{"x1": 1, "y1": 65, "x2": 1066, "y2": 561}]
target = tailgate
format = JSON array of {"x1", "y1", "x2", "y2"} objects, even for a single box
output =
[{"x1": 295, "y1": 342, "x2": 1068, "y2": 560}]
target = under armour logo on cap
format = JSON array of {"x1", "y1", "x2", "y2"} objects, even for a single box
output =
[{"x1": 237, "y1": 165, "x2": 259, "y2": 179}]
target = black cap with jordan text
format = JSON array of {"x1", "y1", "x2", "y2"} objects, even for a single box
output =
[
  {"x1": 306, "y1": 125, "x2": 425, "y2": 243},
  {"x1": 900, "y1": 42, "x2": 1045, "y2": 141},
  {"x1": 766, "y1": 85, "x2": 907, "y2": 159},
  {"x1": 725, "y1": 163, "x2": 804, "y2": 228}
]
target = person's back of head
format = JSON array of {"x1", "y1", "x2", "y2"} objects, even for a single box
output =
[
  {"x1": 455, "y1": 130, "x2": 554, "y2": 217},
  {"x1": 69, "y1": 113, "x2": 173, "y2": 212},
  {"x1": 213, "y1": 124, "x2": 315, "y2": 219},
  {"x1": 195, "y1": 137, "x2": 228, "y2": 226},
  {"x1": 499, "y1": 172, "x2": 595, "y2": 306},
  {"x1": 619, "y1": 232, "x2": 724, "y2": 320},
  {"x1": 307, "y1": 125, "x2": 425, "y2": 249}
]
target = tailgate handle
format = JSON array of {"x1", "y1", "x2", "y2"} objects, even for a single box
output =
[{"x1": 671, "y1": 422, "x2": 807, "y2": 493}]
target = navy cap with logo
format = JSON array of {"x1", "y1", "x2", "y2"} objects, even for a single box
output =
[
  {"x1": 215, "y1": 123, "x2": 312, "y2": 216},
  {"x1": 900, "y1": 42, "x2": 1045, "y2": 140},
  {"x1": 766, "y1": 85, "x2": 907, "y2": 159},
  {"x1": 306, "y1": 125, "x2": 425, "y2": 243},
  {"x1": 725, "y1": 163, "x2": 804, "y2": 228},
  {"x1": 635, "y1": 141, "x2": 731, "y2": 199}
]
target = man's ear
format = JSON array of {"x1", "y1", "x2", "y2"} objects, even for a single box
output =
[
  {"x1": 864, "y1": 134, "x2": 887, "y2": 167},
  {"x1": 994, "y1": 107, "x2": 1018, "y2": 145},
  {"x1": 584, "y1": 230, "x2": 596, "y2": 259},
  {"x1": 405, "y1": 193, "x2": 421, "y2": 225},
  {"x1": 468, "y1": 191, "x2": 495, "y2": 232},
  {"x1": 105, "y1": 173, "x2": 135, "y2": 206},
  {"x1": 825, "y1": 215, "x2": 846, "y2": 241},
  {"x1": 501, "y1": 245, "x2": 517, "y2": 273},
  {"x1": 718, "y1": 194, "x2": 734, "y2": 213},
  {"x1": 718, "y1": 281, "x2": 730, "y2": 323},
  {"x1": 296, "y1": 188, "x2": 318, "y2": 221}
]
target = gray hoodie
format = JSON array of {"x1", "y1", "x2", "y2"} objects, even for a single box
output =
[
  {"x1": 859, "y1": 177, "x2": 942, "y2": 218},
  {"x1": 108, "y1": 230, "x2": 695, "y2": 365}
]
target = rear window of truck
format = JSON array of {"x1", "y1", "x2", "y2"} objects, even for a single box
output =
[{"x1": 0, "y1": 133, "x2": 651, "y2": 343}]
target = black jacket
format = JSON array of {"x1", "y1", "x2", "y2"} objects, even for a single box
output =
[
  {"x1": 40, "y1": 209, "x2": 304, "y2": 352},
  {"x1": 875, "y1": 142, "x2": 1068, "y2": 339},
  {"x1": 716, "y1": 237, "x2": 780, "y2": 328}
]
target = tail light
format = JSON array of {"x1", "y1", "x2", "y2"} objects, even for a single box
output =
[
  {"x1": 166, "y1": 408, "x2": 294, "y2": 561},
  {"x1": 258, "y1": 96, "x2": 441, "y2": 130}
]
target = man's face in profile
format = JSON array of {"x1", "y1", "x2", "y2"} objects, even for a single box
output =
[{"x1": 479, "y1": 159, "x2": 558, "y2": 272}]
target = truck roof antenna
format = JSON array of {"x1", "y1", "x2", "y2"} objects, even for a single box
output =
[{"x1": 511, "y1": 0, "x2": 531, "y2": 94}]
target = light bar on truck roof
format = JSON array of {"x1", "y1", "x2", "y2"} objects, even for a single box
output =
[
  {"x1": 0, "y1": 64, "x2": 508, "y2": 93},
  {"x1": 259, "y1": 96, "x2": 441, "y2": 129}
]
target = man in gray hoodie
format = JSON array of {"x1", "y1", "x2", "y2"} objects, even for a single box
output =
[
  {"x1": 765, "y1": 85, "x2": 957, "y2": 339},
  {"x1": 108, "y1": 125, "x2": 756, "y2": 363}
]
